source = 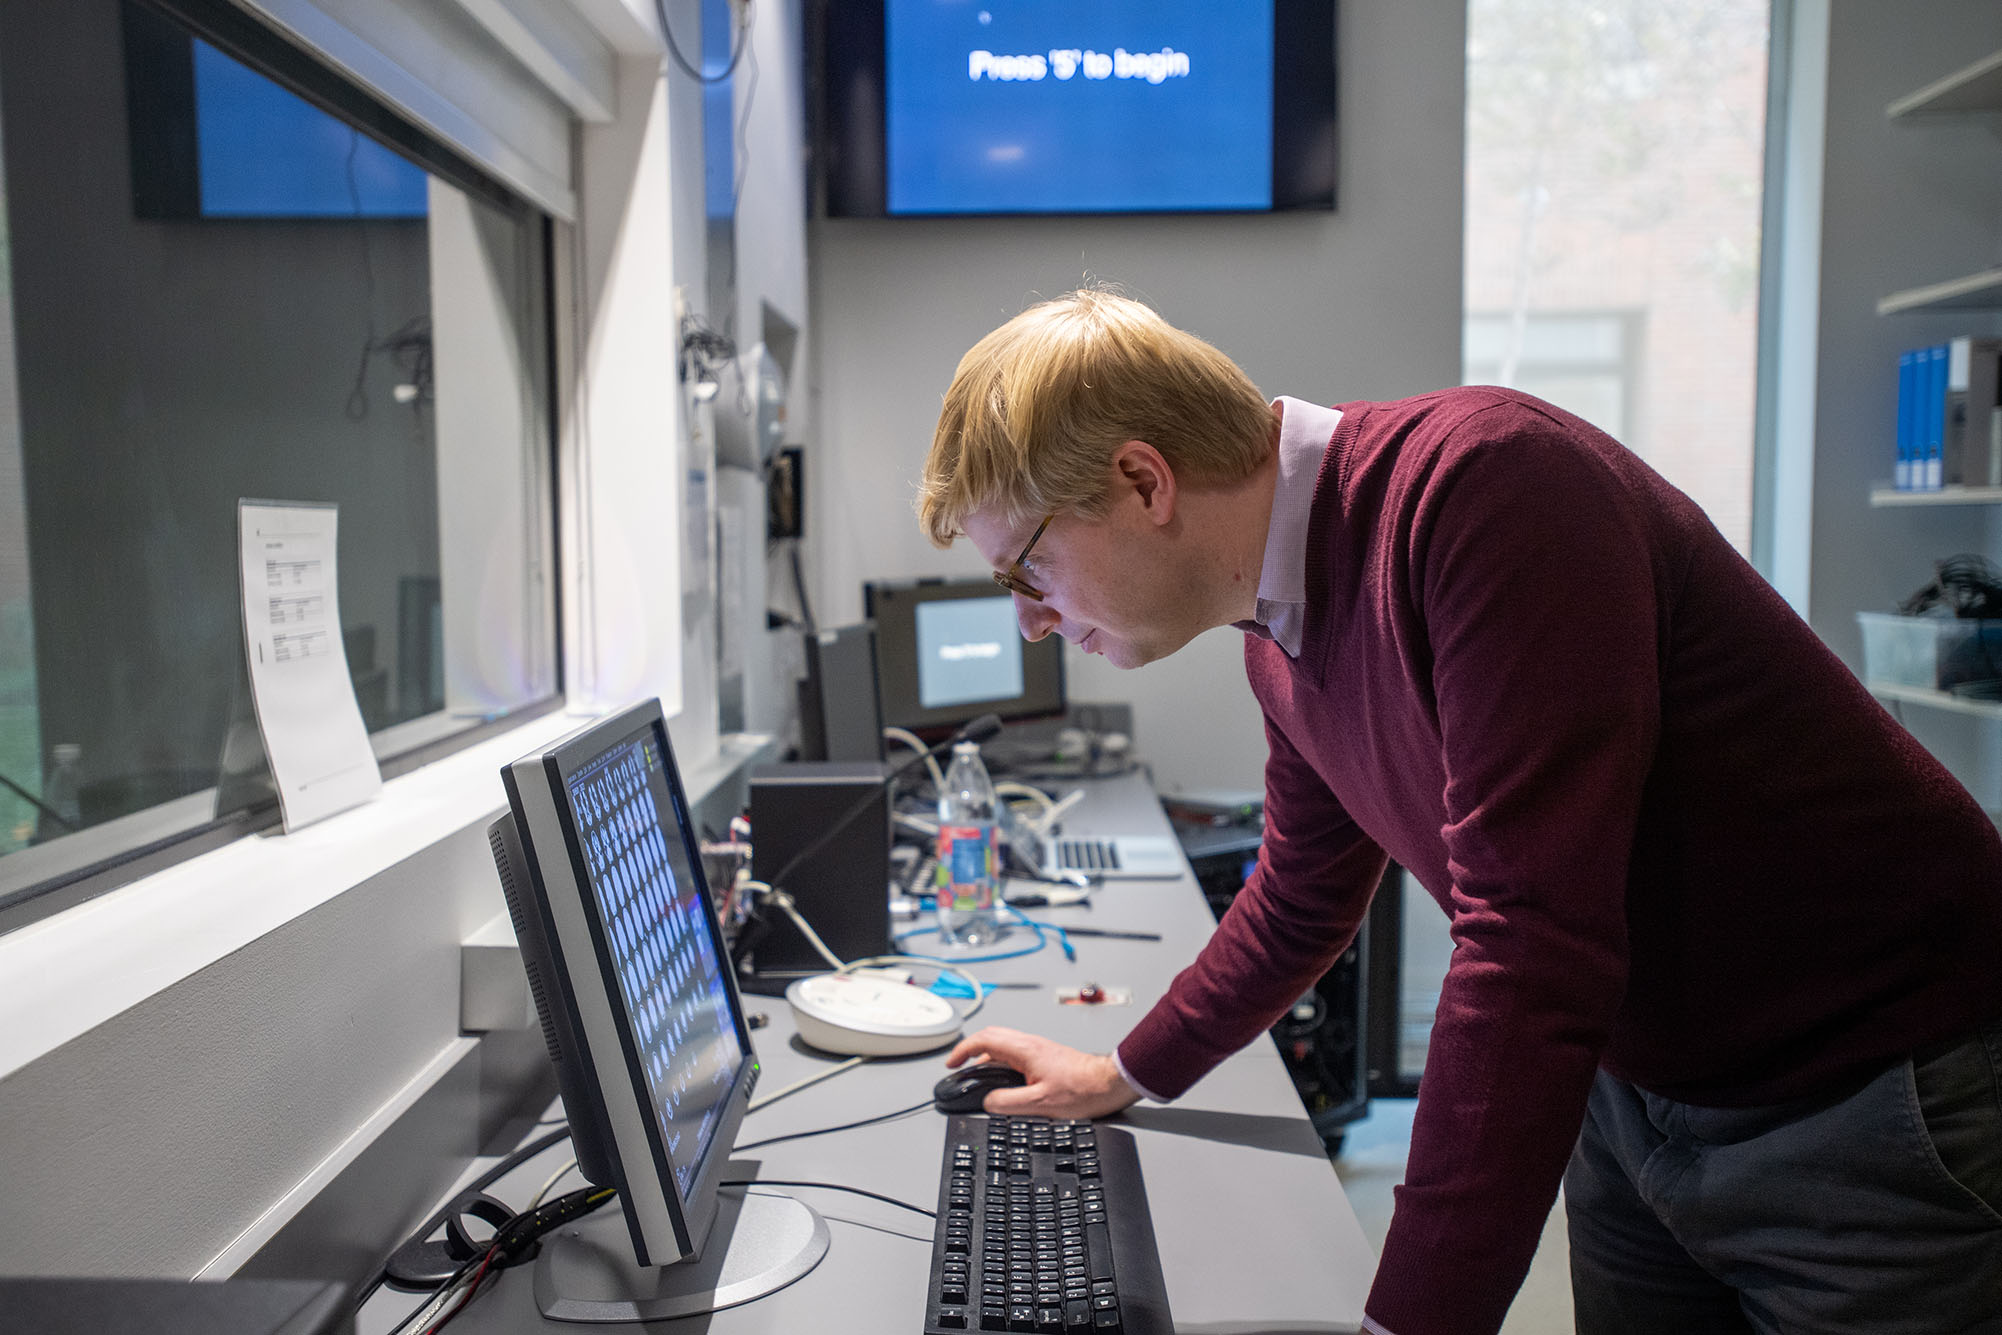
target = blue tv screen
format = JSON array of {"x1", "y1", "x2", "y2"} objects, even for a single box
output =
[
  {"x1": 194, "y1": 40, "x2": 428, "y2": 220},
  {"x1": 823, "y1": 1, "x2": 1337, "y2": 217}
]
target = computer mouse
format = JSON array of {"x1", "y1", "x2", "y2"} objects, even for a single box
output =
[{"x1": 933, "y1": 1061, "x2": 1028, "y2": 1113}]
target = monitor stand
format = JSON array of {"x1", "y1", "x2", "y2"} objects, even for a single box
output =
[{"x1": 531, "y1": 1187, "x2": 828, "y2": 1322}]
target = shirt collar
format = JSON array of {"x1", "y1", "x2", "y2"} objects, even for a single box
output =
[{"x1": 1233, "y1": 396, "x2": 1343, "y2": 658}]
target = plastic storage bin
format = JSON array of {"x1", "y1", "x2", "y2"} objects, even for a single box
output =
[{"x1": 1857, "y1": 612, "x2": 2002, "y2": 690}]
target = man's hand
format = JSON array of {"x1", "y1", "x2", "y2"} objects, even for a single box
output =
[{"x1": 943, "y1": 1026, "x2": 1142, "y2": 1119}]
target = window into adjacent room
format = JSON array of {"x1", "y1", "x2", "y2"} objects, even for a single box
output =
[{"x1": 0, "y1": 0, "x2": 559, "y2": 917}]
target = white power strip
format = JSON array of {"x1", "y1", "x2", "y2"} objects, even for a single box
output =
[{"x1": 785, "y1": 970, "x2": 964, "y2": 1056}]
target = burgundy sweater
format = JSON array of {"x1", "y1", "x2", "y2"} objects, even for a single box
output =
[{"x1": 1115, "y1": 388, "x2": 2002, "y2": 1335}]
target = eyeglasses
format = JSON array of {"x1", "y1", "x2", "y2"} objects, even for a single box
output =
[{"x1": 990, "y1": 514, "x2": 1054, "y2": 602}]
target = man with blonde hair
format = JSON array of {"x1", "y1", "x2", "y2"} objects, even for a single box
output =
[{"x1": 922, "y1": 289, "x2": 2002, "y2": 1335}]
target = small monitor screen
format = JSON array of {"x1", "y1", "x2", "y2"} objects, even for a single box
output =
[
  {"x1": 916, "y1": 595, "x2": 1025, "y2": 709},
  {"x1": 867, "y1": 578, "x2": 1065, "y2": 734},
  {"x1": 562, "y1": 724, "x2": 742, "y2": 1198}
]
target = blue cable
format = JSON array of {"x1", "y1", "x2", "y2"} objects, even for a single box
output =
[{"x1": 897, "y1": 904, "x2": 1075, "y2": 963}]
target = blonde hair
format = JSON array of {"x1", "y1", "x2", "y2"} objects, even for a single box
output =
[{"x1": 917, "y1": 289, "x2": 1275, "y2": 547}]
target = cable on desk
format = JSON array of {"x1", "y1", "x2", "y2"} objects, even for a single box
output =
[
  {"x1": 357, "y1": 1125, "x2": 571, "y2": 1309},
  {"x1": 526, "y1": 1157, "x2": 579, "y2": 1209},
  {"x1": 896, "y1": 906, "x2": 1075, "y2": 963},
  {"x1": 390, "y1": 1183, "x2": 619, "y2": 1335},
  {"x1": 746, "y1": 1054, "x2": 870, "y2": 1112},
  {"x1": 743, "y1": 881, "x2": 847, "y2": 971},
  {"x1": 721, "y1": 1178, "x2": 936, "y2": 1220},
  {"x1": 733, "y1": 1098, "x2": 935, "y2": 1153},
  {"x1": 884, "y1": 726, "x2": 947, "y2": 791}
]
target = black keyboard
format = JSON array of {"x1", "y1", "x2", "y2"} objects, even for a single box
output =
[{"x1": 923, "y1": 1114, "x2": 1172, "y2": 1334}]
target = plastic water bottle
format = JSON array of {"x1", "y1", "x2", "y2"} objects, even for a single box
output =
[
  {"x1": 936, "y1": 741, "x2": 1002, "y2": 946},
  {"x1": 37, "y1": 742, "x2": 82, "y2": 842}
]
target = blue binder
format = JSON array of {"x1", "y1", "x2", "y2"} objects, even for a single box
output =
[{"x1": 1899, "y1": 349, "x2": 1917, "y2": 490}]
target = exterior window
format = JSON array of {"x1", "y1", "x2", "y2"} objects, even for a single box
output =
[
  {"x1": 1393, "y1": 0, "x2": 1775, "y2": 1085},
  {"x1": 1463, "y1": 310, "x2": 1643, "y2": 445},
  {"x1": 0, "y1": 0, "x2": 558, "y2": 913},
  {"x1": 1464, "y1": 0, "x2": 1772, "y2": 550}
]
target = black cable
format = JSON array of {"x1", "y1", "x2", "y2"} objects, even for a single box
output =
[
  {"x1": 0, "y1": 770, "x2": 72, "y2": 831},
  {"x1": 1899, "y1": 553, "x2": 2002, "y2": 618},
  {"x1": 721, "y1": 1178, "x2": 935, "y2": 1219},
  {"x1": 733, "y1": 1100, "x2": 934, "y2": 1153},
  {"x1": 354, "y1": 1125, "x2": 571, "y2": 1310},
  {"x1": 343, "y1": 125, "x2": 379, "y2": 422},
  {"x1": 654, "y1": 0, "x2": 752, "y2": 84},
  {"x1": 788, "y1": 544, "x2": 817, "y2": 634},
  {"x1": 391, "y1": 1183, "x2": 617, "y2": 1335}
]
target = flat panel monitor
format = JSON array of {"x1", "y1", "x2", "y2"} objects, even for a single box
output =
[
  {"x1": 866, "y1": 578, "x2": 1064, "y2": 735},
  {"x1": 820, "y1": 0, "x2": 1338, "y2": 217},
  {"x1": 491, "y1": 699, "x2": 825, "y2": 1316},
  {"x1": 122, "y1": 4, "x2": 427, "y2": 220}
]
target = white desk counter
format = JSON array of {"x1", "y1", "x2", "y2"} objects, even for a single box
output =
[{"x1": 360, "y1": 773, "x2": 1374, "y2": 1335}]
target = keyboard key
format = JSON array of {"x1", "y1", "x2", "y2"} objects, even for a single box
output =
[{"x1": 1084, "y1": 1223, "x2": 1114, "y2": 1281}]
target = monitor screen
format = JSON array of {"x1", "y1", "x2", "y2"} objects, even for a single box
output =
[
  {"x1": 192, "y1": 39, "x2": 428, "y2": 219},
  {"x1": 560, "y1": 722, "x2": 744, "y2": 1199},
  {"x1": 495, "y1": 699, "x2": 760, "y2": 1271},
  {"x1": 916, "y1": 596, "x2": 1025, "y2": 709},
  {"x1": 821, "y1": 0, "x2": 1338, "y2": 217},
  {"x1": 867, "y1": 579, "x2": 1064, "y2": 734},
  {"x1": 123, "y1": 8, "x2": 428, "y2": 220}
]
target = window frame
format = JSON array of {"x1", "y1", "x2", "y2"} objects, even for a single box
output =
[{"x1": 0, "y1": 0, "x2": 568, "y2": 932}]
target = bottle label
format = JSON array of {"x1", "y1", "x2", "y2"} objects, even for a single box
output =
[{"x1": 937, "y1": 824, "x2": 995, "y2": 910}]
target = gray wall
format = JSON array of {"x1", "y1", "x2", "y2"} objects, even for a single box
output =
[
  {"x1": 804, "y1": 1, "x2": 1467, "y2": 794},
  {"x1": 0, "y1": 813, "x2": 512, "y2": 1277},
  {"x1": 1, "y1": 0, "x2": 437, "y2": 805},
  {"x1": 1808, "y1": 0, "x2": 2002, "y2": 805}
]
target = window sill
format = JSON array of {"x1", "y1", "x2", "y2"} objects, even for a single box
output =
[{"x1": 0, "y1": 710, "x2": 589, "y2": 1083}]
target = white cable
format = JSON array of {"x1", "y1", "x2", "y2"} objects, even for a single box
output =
[
  {"x1": 746, "y1": 1055, "x2": 869, "y2": 1112},
  {"x1": 755, "y1": 884, "x2": 847, "y2": 970},
  {"x1": 527, "y1": 1157, "x2": 579, "y2": 1210},
  {"x1": 1030, "y1": 788, "x2": 1086, "y2": 838},
  {"x1": 394, "y1": 1267, "x2": 473, "y2": 1335},
  {"x1": 995, "y1": 781, "x2": 1054, "y2": 816},
  {"x1": 884, "y1": 726, "x2": 946, "y2": 790}
]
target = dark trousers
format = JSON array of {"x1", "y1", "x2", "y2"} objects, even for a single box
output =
[{"x1": 1566, "y1": 1019, "x2": 2002, "y2": 1334}]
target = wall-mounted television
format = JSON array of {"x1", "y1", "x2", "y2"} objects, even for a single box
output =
[
  {"x1": 123, "y1": 0, "x2": 428, "y2": 221},
  {"x1": 818, "y1": 0, "x2": 1338, "y2": 218}
]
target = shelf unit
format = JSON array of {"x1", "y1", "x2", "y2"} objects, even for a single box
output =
[
  {"x1": 1870, "y1": 47, "x2": 2002, "y2": 724},
  {"x1": 1869, "y1": 484, "x2": 2002, "y2": 506},
  {"x1": 1867, "y1": 681, "x2": 2002, "y2": 721},
  {"x1": 1875, "y1": 267, "x2": 2002, "y2": 316},
  {"x1": 1878, "y1": 50, "x2": 2002, "y2": 315},
  {"x1": 1886, "y1": 47, "x2": 2002, "y2": 119}
]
